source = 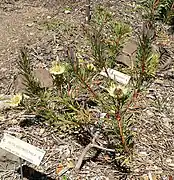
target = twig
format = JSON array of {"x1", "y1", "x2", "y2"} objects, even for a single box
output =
[
  {"x1": 19, "y1": 158, "x2": 23, "y2": 180},
  {"x1": 85, "y1": 0, "x2": 91, "y2": 24},
  {"x1": 92, "y1": 144, "x2": 115, "y2": 152},
  {"x1": 75, "y1": 134, "x2": 115, "y2": 170}
]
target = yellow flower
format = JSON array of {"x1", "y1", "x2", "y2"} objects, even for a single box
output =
[
  {"x1": 7, "y1": 94, "x2": 22, "y2": 107},
  {"x1": 79, "y1": 58, "x2": 84, "y2": 64},
  {"x1": 107, "y1": 83, "x2": 128, "y2": 98},
  {"x1": 106, "y1": 83, "x2": 117, "y2": 97},
  {"x1": 87, "y1": 63, "x2": 96, "y2": 71},
  {"x1": 117, "y1": 85, "x2": 128, "y2": 96},
  {"x1": 50, "y1": 61, "x2": 65, "y2": 75}
]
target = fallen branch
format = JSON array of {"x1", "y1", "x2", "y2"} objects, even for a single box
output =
[{"x1": 75, "y1": 134, "x2": 115, "y2": 170}]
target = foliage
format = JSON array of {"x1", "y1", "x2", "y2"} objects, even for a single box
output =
[
  {"x1": 17, "y1": 48, "x2": 43, "y2": 97},
  {"x1": 140, "y1": 0, "x2": 174, "y2": 25},
  {"x1": 17, "y1": 5, "x2": 159, "y2": 167},
  {"x1": 84, "y1": 6, "x2": 132, "y2": 69},
  {"x1": 156, "y1": 0, "x2": 174, "y2": 25}
]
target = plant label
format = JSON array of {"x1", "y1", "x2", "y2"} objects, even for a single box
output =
[
  {"x1": 0, "y1": 133, "x2": 45, "y2": 166},
  {"x1": 100, "y1": 68, "x2": 131, "y2": 85}
]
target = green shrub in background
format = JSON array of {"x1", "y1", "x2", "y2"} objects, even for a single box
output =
[
  {"x1": 156, "y1": 0, "x2": 174, "y2": 25},
  {"x1": 140, "y1": 0, "x2": 174, "y2": 26}
]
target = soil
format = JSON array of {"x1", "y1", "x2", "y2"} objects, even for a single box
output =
[{"x1": 0, "y1": 0, "x2": 174, "y2": 180}]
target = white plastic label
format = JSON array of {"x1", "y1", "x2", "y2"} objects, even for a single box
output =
[
  {"x1": 0, "y1": 133, "x2": 45, "y2": 166},
  {"x1": 100, "y1": 68, "x2": 131, "y2": 85}
]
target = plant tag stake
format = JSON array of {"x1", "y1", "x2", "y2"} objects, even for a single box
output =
[
  {"x1": 100, "y1": 68, "x2": 131, "y2": 85},
  {"x1": 0, "y1": 133, "x2": 46, "y2": 166}
]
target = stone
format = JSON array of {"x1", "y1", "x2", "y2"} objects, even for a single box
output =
[
  {"x1": 34, "y1": 68, "x2": 53, "y2": 88},
  {"x1": 14, "y1": 74, "x2": 26, "y2": 93},
  {"x1": 122, "y1": 40, "x2": 138, "y2": 54},
  {"x1": 26, "y1": 22, "x2": 34, "y2": 27},
  {"x1": 163, "y1": 117, "x2": 171, "y2": 128},
  {"x1": 146, "y1": 109, "x2": 154, "y2": 117},
  {"x1": 64, "y1": 10, "x2": 71, "y2": 14},
  {"x1": 47, "y1": 16, "x2": 51, "y2": 19},
  {"x1": 14, "y1": 68, "x2": 53, "y2": 93},
  {"x1": 116, "y1": 40, "x2": 160, "y2": 68},
  {"x1": 117, "y1": 40, "x2": 138, "y2": 68},
  {"x1": 39, "y1": 128, "x2": 45, "y2": 135}
]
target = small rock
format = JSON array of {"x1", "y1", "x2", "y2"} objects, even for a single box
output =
[
  {"x1": 47, "y1": 16, "x2": 51, "y2": 19},
  {"x1": 39, "y1": 128, "x2": 45, "y2": 135},
  {"x1": 26, "y1": 22, "x2": 34, "y2": 27},
  {"x1": 163, "y1": 117, "x2": 171, "y2": 128},
  {"x1": 146, "y1": 94, "x2": 156, "y2": 100},
  {"x1": 14, "y1": 74, "x2": 26, "y2": 93},
  {"x1": 132, "y1": 127, "x2": 138, "y2": 131},
  {"x1": 34, "y1": 68, "x2": 53, "y2": 88},
  {"x1": 166, "y1": 158, "x2": 172, "y2": 163},
  {"x1": 139, "y1": 151, "x2": 147, "y2": 156},
  {"x1": 146, "y1": 110, "x2": 154, "y2": 117},
  {"x1": 64, "y1": 10, "x2": 71, "y2": 14},
  {"x1": 99, "y1": 113, "x2": 107, "y2": 118},
  {"x1": 117, "y1": 39, "x2": 138, "y2": 67},
  {"x1": 134, "y1": 168, "x2": 140, "y2": 173},
  {"x1": 11, "y1": 119, "x2": 18, "y2": 124}
]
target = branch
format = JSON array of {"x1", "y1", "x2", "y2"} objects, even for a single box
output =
[{"x1": 75, "y1": 134, "x2": 115, "y2": 170}]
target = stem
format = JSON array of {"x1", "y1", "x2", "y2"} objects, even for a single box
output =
[
  {"x1": 122, "y1": 89, "x2": 140, "y2": 116},
  {"x1": 19, "y1": 158, "x2": 23, "y2": 180},
  {"x1": 153, "y1": 0, "x2": 160, "y2": 11},
  {"x1": 77, "y1": 75, "x2": 97, "y2": 98},
  {"x1": 115, "y1": 111, "x2": 128, "y2": 153}
]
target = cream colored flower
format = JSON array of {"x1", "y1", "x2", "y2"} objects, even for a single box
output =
[
  {"x1": 50, "y1": 61, "x2": 65, "y2": 75},
  {"x1": 106, "y1": 83, "x2": 117, "y2": 97},
  {"x1": 107, "y1": 83, "x2": 129, "y2": 98},
  {"x1": 7, "y1": 94, "x2": 22, "y2": 107},
  {"x1": 87, "y1": 63, "x2": 96, "y2": 71},
  {"x1": 117, "y1": 85, "x2": 129, "y2": 96}
]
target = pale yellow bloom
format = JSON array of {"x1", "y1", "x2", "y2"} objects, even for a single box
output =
[
  {"x1": 87, "y1": 63, "x2": 96, "y2": 71},
  {"x1": 106, "y1": 83, "x2": 117, "y2": 97},
  {"x1": 78, "y1": 58, "x2": 84, "y2": 64},
  {"x1": 50, "y1": 61, "x2": 65, "y2": 75},
  {"x1": 117, "y1": 85, "x2": 129, "y2": 96},
  {"x1": 7, "y1": 94, "x2": 22, "y2": 107},
  {"x1": 107, "y1": 83, "x2": 128, "y2": 98}
]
